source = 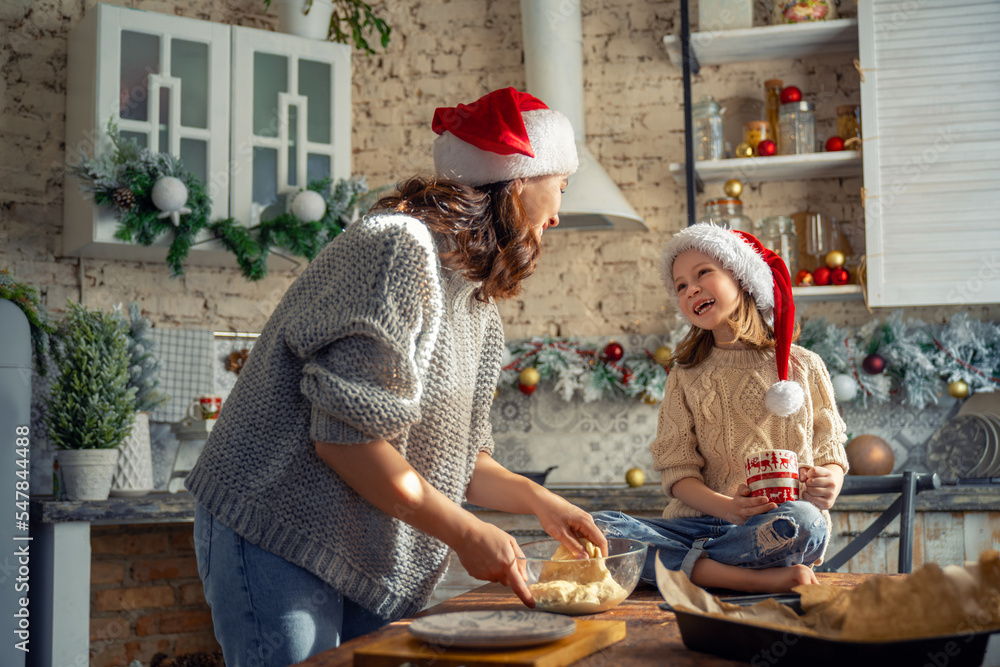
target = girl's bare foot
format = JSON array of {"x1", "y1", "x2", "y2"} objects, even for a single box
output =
[{"x1": 690, "y1": 559, "x2": 817, "y2": 593}]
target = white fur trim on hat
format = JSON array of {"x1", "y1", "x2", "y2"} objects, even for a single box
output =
[
  {"x1": 433, "y1": 109, "x2": 579, "y2": 186},
  {"x1": 660, "y1": 223, "x2": 775, "y2": 322}
]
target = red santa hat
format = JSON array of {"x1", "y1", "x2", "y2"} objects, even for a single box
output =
[
  {"x1": 432, "y1": 87, "x2": 579, "y2": 186},
  {"x1": 660, "y1": 223, "x2": 803, "y2": 417}
]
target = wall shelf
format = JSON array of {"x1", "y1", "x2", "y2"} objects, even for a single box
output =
[
  {"x1": 663, "y1": 18, "x2": 858, "y2": 67},
  {"x1": 669, "y1": 151, "x2": 862, "y2": 186},
  {"x1": 792, "y1": 284, "x2": 863, "y2": 302}
]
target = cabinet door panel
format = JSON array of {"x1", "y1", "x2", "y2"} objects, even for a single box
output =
[
  {"x1": 859, "y1": 0, "x2": 1000, "y2": 306},
  {"x1": 231, "y1": 27, "x2": 351, "y2": 227}
]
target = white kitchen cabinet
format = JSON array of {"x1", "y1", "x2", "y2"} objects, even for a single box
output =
[
  {"x1": 858, "y1": 0, "x2": 1000, "y2": 307},
  {"x1": 63, "y1": 4, "x2": 351, "y2": 270}
]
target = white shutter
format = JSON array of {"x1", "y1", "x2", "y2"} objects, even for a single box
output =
[{"x1": 859, "y1": 0, "x2": 1000, "y2": 306}]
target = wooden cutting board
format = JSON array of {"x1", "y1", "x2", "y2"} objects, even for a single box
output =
[{"x1": 353, "y1": 619, "x2": 626, "y2": 667}]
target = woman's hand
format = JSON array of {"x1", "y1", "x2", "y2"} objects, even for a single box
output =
[
  {"x1": 452, "y1": 520, "x2": 535, "y2": 607},
  {"x1": 724, "y1": 484, "x2": 777, "y2": 525},
  {"x1": 799, "y1": 464, "x2": 844, "y2": 510},
  {"x1": 532, "y1": 492, "x2": 609, "y2": 558}
]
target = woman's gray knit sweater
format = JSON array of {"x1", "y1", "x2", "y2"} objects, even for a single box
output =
[{"x1": 185, "y1": 212, "x2": 505, "y2": 621}]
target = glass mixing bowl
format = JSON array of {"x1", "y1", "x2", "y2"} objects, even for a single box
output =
[{"x1": 516, "y1": 538, "x2": 648, "y2": 615}]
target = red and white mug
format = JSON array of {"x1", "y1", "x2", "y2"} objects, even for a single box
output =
[
  {"x1": 746, "y1": 449, "x2": 799, "y2": 504},
  {"x1": 187, "y1": 395, "x2": 222, "y2": 420}
]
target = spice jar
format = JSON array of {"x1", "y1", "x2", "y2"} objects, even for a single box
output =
[
  {"x1": 758, "y1": 215, "x2": 799, "y2": 278},
  {"x1": 772, "y1": 0, "x2": 837, "y2": 24},
  {"x1": 778, "y1": 101, "x2": 815, "y2": 155},
  {"x1": 693, "y1": 97, "x2": 725, "y2": 161},
  {"x1": 698, "y1": 198, "x2": 753, "y2": 233},
  {"x1": 764, "y1": 79, "x2": 783, "y2": 153},
  {"x1": 742, "y1": 121, "x2": 771, "y2": 156},
  {"x1": 837, "y1": 104, "x2": 862, "y2": 147}
]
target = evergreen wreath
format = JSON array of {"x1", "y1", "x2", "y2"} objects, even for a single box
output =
[{"x1": 67, "y1": 121, "x2": 370, "y2": 281}]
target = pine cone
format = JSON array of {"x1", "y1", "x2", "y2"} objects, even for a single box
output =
[{"x1": 112, "y1": 187, "x2": 137, "y2": 210}]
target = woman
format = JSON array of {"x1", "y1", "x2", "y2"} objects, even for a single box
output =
[{"x1": 187, "y1": 87, "x2": 607, "y2": 667}]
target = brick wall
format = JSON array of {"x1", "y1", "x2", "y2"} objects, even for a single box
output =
[{"x1": 89, "y1": 524, "x2": 219, "y2": 667}]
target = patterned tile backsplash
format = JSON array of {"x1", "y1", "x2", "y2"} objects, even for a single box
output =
[{"x1": 30, "y1": 332, "x2": 960, "y2": 495}]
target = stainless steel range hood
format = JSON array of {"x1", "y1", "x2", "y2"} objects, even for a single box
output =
[{"x1": 521, "y1": 0, "x2": 647, "y2": 231}]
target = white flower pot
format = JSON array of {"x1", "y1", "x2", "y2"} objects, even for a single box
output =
[
  {"x1": 273, "y1": 0, "x2": 336, "y2": 40},
  {"x1": 111, "y1": 412, "x2": 154, "y2": 497},
  {"x1": 58, "y1": 449, "x2": 121, "y2": 502}
]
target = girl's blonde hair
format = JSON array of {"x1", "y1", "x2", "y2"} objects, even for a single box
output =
[{"x1": 670, "y1": 289, "x2": 800, "y2": 368}]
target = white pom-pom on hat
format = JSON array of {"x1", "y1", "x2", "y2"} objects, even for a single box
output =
[{"x1": 765, "y1": 380, "x2": 805, "y2": 417}]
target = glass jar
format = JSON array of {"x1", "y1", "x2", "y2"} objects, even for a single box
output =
[
  {"x1": 698, "y1": 198, "x2": 753, "y2": 233},
  {"x1": 758, "y1": 215, "x2": 799, "y2": 277},
  {"x1": 778, "y1": 101, "x2": 815, "y2": 155},
  {"x1": 837, "y1": 104, "x2": 862, "y2": 146},
  {"x1": 764, "y1": 79, "x2": 783, "y2": 153},
  {"x1": 699, "y1": 0, "x2": 753, "y2": 31},
  {"x1": 772, "y1": 0, "x2": 837, "y2": 24},
  {"x1": 693, "y1": 96, "x2": 724, "y2": 161},
  {"x1": 743, "y1": 120, "x2": 771, "y2": 156}
]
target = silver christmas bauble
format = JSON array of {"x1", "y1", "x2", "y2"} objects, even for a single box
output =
[
  {"x1": 151, "y1": 176, "x2": 189, "y2": 213},
  {"x1": 831, "y1": 373, "x2": 858, "y2": 403}
]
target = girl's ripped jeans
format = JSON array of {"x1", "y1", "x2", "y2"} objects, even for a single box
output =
[{"x1": 593, "y1": 501, "x2": 829, "y2": 584}]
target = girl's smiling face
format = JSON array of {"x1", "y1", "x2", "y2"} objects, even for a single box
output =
[{"x1": 672, "y1": 248, "x2": 744, "y2": 343}]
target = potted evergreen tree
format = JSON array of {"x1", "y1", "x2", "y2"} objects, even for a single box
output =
[
  {"x1": 111, "y1": 303, "x2": 168, "y2": 497},
  {"x1": 45, "y1": 302, "x2": 136, "y2": 501}
]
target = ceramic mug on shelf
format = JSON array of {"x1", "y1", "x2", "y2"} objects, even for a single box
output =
[
  {"x1": 746, "y1": 449, "x2": 799, "y2": 504},
  {"x1": 187, "y1": 395, "x2": 222, "y2": 420}
]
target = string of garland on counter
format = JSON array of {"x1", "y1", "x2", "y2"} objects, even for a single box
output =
[
  {"x1": 67, "y1": 121, "x2": 369, "y2": 281},
  {"x1": 499, "y1": 313, "x2": 999, "y2": 409}
]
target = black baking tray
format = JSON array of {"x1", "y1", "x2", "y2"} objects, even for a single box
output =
[{"x1": 659, "y1": 596, "x2": 998, "y2": 667}]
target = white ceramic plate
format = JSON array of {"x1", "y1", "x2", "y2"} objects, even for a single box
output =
[{"x1": 408, "y1": 610, "x2": 576, "y2": 648}]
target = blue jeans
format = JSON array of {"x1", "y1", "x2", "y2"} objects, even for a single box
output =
[
  {"x1": 593, "y1": 501, "x2": 829, "y2": 585},
  {"x1": 193, "y1": 503, "x2": 388, "y2": 667}
]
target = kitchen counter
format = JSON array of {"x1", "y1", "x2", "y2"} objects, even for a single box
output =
[{"x1": 293, "y1": 573, "x2": 893, "y2": 667}]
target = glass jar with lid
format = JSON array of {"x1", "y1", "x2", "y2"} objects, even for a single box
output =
[
  {"x1": 778, "y1": 101, "x2": 816, "y2": 155},
  {"x1": 757, "y1": 215, "x2": 799, "y2": 278},
  {"x1": 698, "y1": 198, "x2": 752, "y2": 233},
  {"x1": 693, "y1": 96, "x2": 724, "y2": 161}
]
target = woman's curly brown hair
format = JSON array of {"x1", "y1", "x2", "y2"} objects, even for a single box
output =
[{"x1": 372, "y1": 176, "x2": 541, "y2": 303}]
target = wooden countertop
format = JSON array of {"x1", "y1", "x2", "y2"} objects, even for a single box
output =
[{"x1": 294, "y1": 572, "x2": 886, "y2": 667}]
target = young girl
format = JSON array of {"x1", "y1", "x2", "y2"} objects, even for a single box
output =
[{"x1": 595, "y1": 223, "x2": 849, "y2": 593}]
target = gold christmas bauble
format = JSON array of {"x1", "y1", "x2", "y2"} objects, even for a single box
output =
[
  {"x1": 845, "y1": 435, "x2": 895, "y2": 476},
  {"x1": 642, "y1": 394, "x2": 659, "y2": 405},
  {"x1": 825, "y1": 250, "x2": 846, "y2": 269},
  {"x1": 723, "y1": 179, "x2": 743, "y2": 199},
  {"x1": 947, "y1": 379, "x2": 970, "y2": 399},
  {"x1": 734, "y1": 142, "x2": 754, "y2": 158},
  {"x1": 519, "y1": 367, "x2": 540, "y2": 387},
  {"x1": 625, "y1": 467, "x2": 646, "y2": 487},
  {"x1": 653, "y1": 345, "x2": 673, "y2": 367}
]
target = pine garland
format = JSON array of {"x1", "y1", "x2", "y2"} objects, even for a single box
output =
[
  {"x1": 0, "y1": 268, "x2": 57, "y2": 375},
  {"x1": 500, "y1": 313, "x2": 1000, "y2": 409},
  {"x1": 67, "y1": 121, "x2": 370, "y2": 281}
]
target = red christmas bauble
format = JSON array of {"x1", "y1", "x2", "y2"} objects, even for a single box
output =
[
  {"x1": 831, "y1": 266, "x2": 850, "y2": 285},
  {"x1": 757, "y1": 139, "x2": 777, "y2": 156},
  {"x1": 825, "y1": 136, "x2": 845, "y2": 152},
  {"x1": 813, "y1": 266, "x2": 832, "y2": 286},
  {"x1": 862, "y1": 353, "x2": 886, "y2": 375},
  {"x1": 518, "y1": 383, "x2": 537, "y2": 395},
  {"x1": 780, "y1": 86, "x2": 802, "y2": 104},
  {"x1": 603, "y1": 342, "x2": 624, "y2": 363},
  {"x1": 795, "y1": 269, "x2": 813, "y2": 286}
]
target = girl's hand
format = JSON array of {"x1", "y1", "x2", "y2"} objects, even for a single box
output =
[
  {"x1": 453, "y1": 520, "x2": 535, "y2": 607},
  {"x1": 725, "y1": 484, "x2": 777, "y2": 525},
  {"x1": 799, "y1": 465, "x2": 842, "y2": 510},
  {"x1": 533, "y1": 493, "x2": 610, "y2": 558}
]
